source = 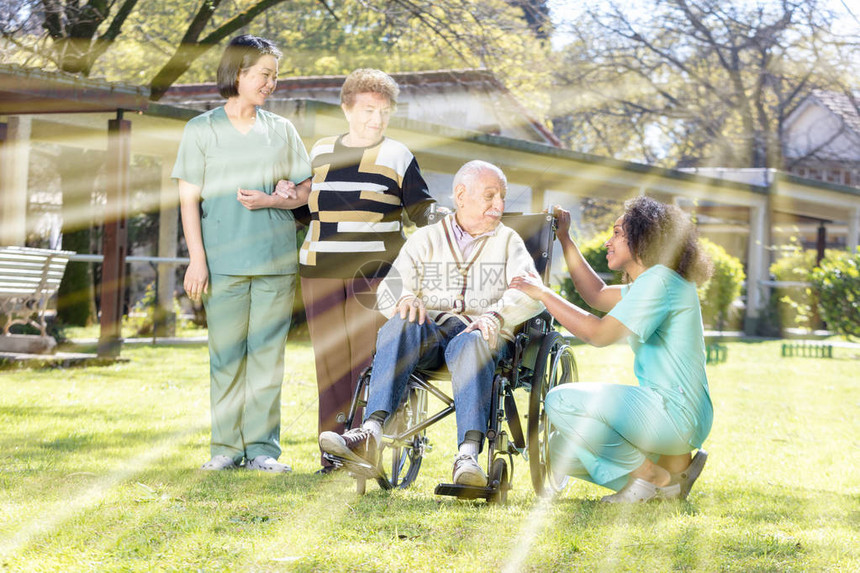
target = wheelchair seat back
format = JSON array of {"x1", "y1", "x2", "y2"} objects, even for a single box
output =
[{"x1": 499, "y1": 212, "x2": 555, "y2": 283}]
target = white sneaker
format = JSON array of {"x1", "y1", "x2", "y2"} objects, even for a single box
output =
[{"x1": 452, "y1": 453, "x2": 487, "y2": 487}]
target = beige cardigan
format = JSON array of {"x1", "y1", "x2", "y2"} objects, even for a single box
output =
[{"x1": 376, "y1": 214, "x2": 545, "y2": 340}]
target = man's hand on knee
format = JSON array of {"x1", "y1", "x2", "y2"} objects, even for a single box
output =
[
  {"x1": 397, "y1": 295, "x2": 427, "y2": 325},
  {"x1": 461, "y1": 315, "x2": 500, "y2": 350}
]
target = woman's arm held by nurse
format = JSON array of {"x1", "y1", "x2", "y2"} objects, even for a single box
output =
[{"x1": 237, "y1": 177, "x2": 311, "y2": 210}]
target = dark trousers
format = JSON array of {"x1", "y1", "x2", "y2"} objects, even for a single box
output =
[{"x1": 301, "y1": 276, "x2": 385, "y2": 467}]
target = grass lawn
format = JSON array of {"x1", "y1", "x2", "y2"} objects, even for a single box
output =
[{"x1": 0, "y1": 337, "x2": 857, "y2": 571}]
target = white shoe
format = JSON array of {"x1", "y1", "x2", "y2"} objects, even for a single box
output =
[
  {"x1": 246, "y1": 455, "x2": 292, "y2": 473},
  {"x1": 452, "y1": 454, "x2": 487, "y2": 487},
  {"x1": 201, "y1": 455, "x2": 238, "y2": 471},
  {"x1": 600, "y1": 478, "x2": 680, "y2": 503},
  {"x1": 671, "y1": 450, "x2": 708, "y2": 499}
]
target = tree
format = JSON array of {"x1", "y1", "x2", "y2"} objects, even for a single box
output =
[
  {"x1": 505, "y1": 0, "x2": 552, "y2": 39},
  {"x1": 1, "y1": 0, "x2": 551, "y2": 104},
  {"x1": 550, "y1": 0, "x2": 860, "y2": 168}
]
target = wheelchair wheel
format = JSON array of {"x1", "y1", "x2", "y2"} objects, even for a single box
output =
[
  {"x1": 528, "y1": 331, "x2": 578, "y2": 497},
  {"x1": 376, "y1": 374, "x2": 429, "y2": 490},
  {"x1": 489, "y1": 457, "x2": 510, "y2": 504}
]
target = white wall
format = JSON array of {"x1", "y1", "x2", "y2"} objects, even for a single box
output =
[{"x1": 784, "y1": 105, "x2": 860, "y2": 161}]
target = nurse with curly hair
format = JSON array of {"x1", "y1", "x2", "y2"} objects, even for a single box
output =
[{"x1": 511, "y1": 196, "x2": 713, "y2": 502}]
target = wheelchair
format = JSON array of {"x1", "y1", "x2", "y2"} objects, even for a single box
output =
[{"x1": 325, "y1": 213, "x2": 579, "y2": 503}]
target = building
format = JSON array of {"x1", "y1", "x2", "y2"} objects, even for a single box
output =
[
  {"x1": 163, "y1": 69, "x2": 561, "y2": 147},
  {"x1": 2, "y1": 64, "x2": 859, "y2": 342},
  {"x1": 783, "y1": 89, "x2": 860, "y2": 188}
]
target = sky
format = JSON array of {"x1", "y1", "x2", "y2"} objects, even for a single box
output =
[{"x1": 547, "y1": 0, "x2": 860, "y2": 49}]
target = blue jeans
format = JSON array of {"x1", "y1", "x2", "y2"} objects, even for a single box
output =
[{"x1": 365, "y1": 316, "x2": 506, "y2": 449}]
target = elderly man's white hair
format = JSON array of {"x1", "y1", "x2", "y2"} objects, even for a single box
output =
[{"x1": 452, "y1": 160, "x2": 507, "y2": 202}]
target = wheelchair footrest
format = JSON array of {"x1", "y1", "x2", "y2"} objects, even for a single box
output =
[
  {"x1": 434, "y1": 480, "x2": 501, "y2": 500},
  {"x1": 323, "y1": 453, "x2": 383, "y2": 480}
]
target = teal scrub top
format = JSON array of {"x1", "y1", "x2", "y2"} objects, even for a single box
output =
[
  {"x1": 608, "y1": 264, "x2": 713, "y2": 444},
  {"x1": 172, "y1": 106, "x2": 312, "y2": 276}
]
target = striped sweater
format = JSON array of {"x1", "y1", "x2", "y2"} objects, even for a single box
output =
[
  {"x1": 298, "y1": 135, "x2": 435, "y2": 279},
  {"x1": 377, "y1": 214, "x2": 545, "y2": 340}
]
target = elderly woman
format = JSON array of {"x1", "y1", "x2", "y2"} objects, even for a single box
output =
[
  {"x1": 173, "y1": 35, "x2": 312, "y2": 472},
  {"x1": 296, "y1": 69, "x2": 438, "y2": 474},
  {"x1": 511, "y1": 197, "x2": 713, "y2": 502}
]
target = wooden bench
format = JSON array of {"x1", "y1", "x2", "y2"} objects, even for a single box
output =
[{"x1": 0, "y1": 247, "x2": 74, "y2": 343}]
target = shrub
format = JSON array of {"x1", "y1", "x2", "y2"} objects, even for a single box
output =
[
  {"x1": 810, "y1": 248, "x2": 860, "y2": 340},
  {"x1": 697, "y1": 239, "x2": 745, "y2": 331},
  {"x1": 558, "y1": 228, "x2": 622, "y2": 316},
  {"x1": 124, "y1": 281, "x2": 189, "y2": 336},
  {"x1": 769, "y1": 245, "x2": 821, "y2": 332}
]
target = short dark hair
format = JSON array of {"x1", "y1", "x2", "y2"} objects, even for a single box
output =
[
  {"x1": 217, "y1": 35, "x2": 282, "y2": 98},
  {"x1": 622, "y1": 196, "x2": 713, "y2": 285}
]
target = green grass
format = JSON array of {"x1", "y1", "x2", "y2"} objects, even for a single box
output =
[
  {"x1": 1, "y1": 339, "x2": 857, "y2": 571},
  {"x1": 58, "y1": 320, "x2": 208, "y2": 342}
]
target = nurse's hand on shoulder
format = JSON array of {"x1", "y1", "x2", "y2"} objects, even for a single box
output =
[{"x1": 237, "y1": 187, "x2": 274, "y2": 210}]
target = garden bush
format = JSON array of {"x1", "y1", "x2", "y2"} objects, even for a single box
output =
[
  {"x1": 810, "y1": 248, "x2": 860, "y2": 339},
  {"x1": 558, "y1": 228, "x2": 621, "y2": 316},
  {"x1": 769, "y1": 245, "x2": 822, "y2": 332},
  {"x1": 698, "y1": 239, "x2": 745, "y2": 331},
  {"x1": 124, "y1": 281, "x2": 189, "y2": 336}
]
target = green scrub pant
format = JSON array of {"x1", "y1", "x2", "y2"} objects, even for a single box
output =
[
  {"x1": 203, "y1": 273, "x2": 295, "y2": 463},
  {"x1": 545, "y1": 382, "x2": 699, "y2": 492}
]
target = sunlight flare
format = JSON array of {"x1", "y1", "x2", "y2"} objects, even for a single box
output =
[{"x1": 0, "y1": 421, "x2": 206, "y2": 561}]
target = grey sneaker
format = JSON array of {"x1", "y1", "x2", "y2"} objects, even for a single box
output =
[
  {"x1": 201, "y1": 455, "x2": 238, "y2": 471},
  {"x1": 600, "y1": 478, "x2": 680, "y2": 503},
  {"x1": 671, "y1": 450, "x2": 708, "y2": 499},
  {"x1": 246, "y1": 456, "x2": 292, "y2": 473},
  {"x1": 452, "y1": 454, "x2": 487, "y2": 487},
  {"x1": 319, "y1": 428, "x2": 377, "y2": 466}
]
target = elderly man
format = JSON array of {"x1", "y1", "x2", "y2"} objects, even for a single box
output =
[{"x1": 318, "y1": 160, "x2": 544, "y2": 486}]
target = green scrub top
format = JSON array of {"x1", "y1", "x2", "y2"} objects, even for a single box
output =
[
  {"x1": 608, "y1": 264, "x2": 713, "y2": 444},
  {"x1": 172, "y1": 106, "x2": 312, "y2": 276}
]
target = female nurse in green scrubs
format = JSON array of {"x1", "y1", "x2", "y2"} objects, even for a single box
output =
[
  {"x1": 511, "y1": 197, "x2": 714, "y2": 502},
  {"x1": 173, "y1": 35, "x2": 312, "y2": 472}
]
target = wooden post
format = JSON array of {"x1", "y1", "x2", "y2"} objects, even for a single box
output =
[{"x1": 98, "y1": 112, "x2": 131, "y2": 358}]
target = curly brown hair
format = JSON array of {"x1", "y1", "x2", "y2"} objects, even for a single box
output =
[
  {"x1": 340, "y1": 68, "x2": 399, "y2": 109},
  {"x1": 622, "y1": 196, "x2": 713, "y2": 286}
]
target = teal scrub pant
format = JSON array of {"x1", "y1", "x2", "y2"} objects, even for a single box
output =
[
  {"x1": 203, "y1": 273, "x2": 295, "y2": 463},
  {"x1": 545, "y1": 382, "x2": 698, "y2": 492}
]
